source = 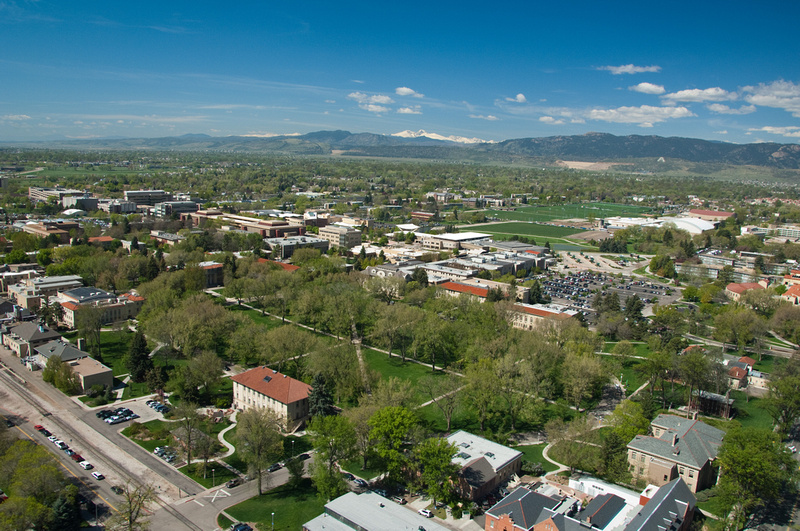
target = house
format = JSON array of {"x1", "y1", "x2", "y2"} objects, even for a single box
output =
[
  {"x1": 727, "y1": 366, "x2": 748, "y2": 389},
  {"x1": 781, "y1": 284, "x2": 800, "y2": 305},
  {"x1": 1, "y1": 321, "x2": 62, "y2": 357},
  {"x1": 447, "y1": 430, "x2": 523, "y2": 501},
  {"x1": 626, "y1": 414, "x2": 724, "y2": 493},
  {"x1": 724, "y1": 281, "x2": 767, "y2": 301},
  {"x1": 303, "y1": 491, "x2": 451, "y2": 531},
  {"x1": 33, "y1": 339, "x2": 88, "y2": 368},
  {"x1": 231, "y1": 367, "x2": 312, "y2": 427}
]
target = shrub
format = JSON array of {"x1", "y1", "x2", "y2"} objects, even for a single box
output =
[{"x1": 214, "y1": 397, "x2": 231, "y2": 409}]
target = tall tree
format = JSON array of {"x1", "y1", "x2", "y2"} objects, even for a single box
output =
[
  {"x1": 234, "y1": 408, "x2": 284, "y2": 495},
  {"x1": 368, "y1": 406, "x2": 417, "y2": 481},
  {"x1": 464, "y1": 358, "x2": 498, "y2": 432},
  {"x1": 419, "y1": 374, "x2": 462, "y2": 432},
  {"x1": 412, "y1": 438, "x2": 460, "y2": 505},
  {"x1": 105, "y1": 482, "x2": 157, "y2": 531},
  {"x1": 172, "y1": 401, "x2": 201, "y2": 468},
  {"x1": 76, "y1": 305, "x2": 105, "y2": 362},
  {"x1": 344, "y1": 404, "x2": 378, "y2": 470},
  {"x1": 126, "y1": 330, "x2": 153, "y2": 383},
  {"x1": 307, "y1": 374, "x2": 335, "y2": 418},
  {"x1": 717, "y1": 426, "x2": 798, "y2": 529},
  {"x1": 309, "y1": 415, "x2": 356, "y2": 500},
  {"x1": 764, "y1": 357, "x2": 800, "y2": 437}
]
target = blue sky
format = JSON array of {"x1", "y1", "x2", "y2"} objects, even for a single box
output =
[{"x1": 2, "y1": 1, "x2": 799, "y2": 144}]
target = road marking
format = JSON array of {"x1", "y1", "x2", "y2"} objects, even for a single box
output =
[
  {"x1": 205, "y1": 489, "x2": 231, "y2": 502},
  {"x1": 192, "y1": 499, "x2": 205, "y2": 507}
]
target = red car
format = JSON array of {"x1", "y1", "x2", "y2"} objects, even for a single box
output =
[
  {"x1": 34, "y1": 425, "x2": 44, "y2": 431},
  {"x1": 71, "y1": 454, "x2": 84, "y2": 462}
]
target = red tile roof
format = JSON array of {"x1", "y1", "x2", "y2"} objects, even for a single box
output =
[
  {"x1": 738, "y1": 356, "x2": 756, "y2": 367},
  {"x1": 688, "y1": 209, "x2": 734, "y2": 218},
  {"x1": 120, "y1": 292, "x2": 145, "y2": 302},
  {"x1": 257, "y1": 258, "x2": 300, "y2": 272},
  {"x1": 231, "y1": 367, "x2": 311, "y2": 405},
  {"x1": 784, "y1": 284, "x2": 800, "y2": 299},
  {"x1": 89, "y1": 236, "x2": 114, "y2": 243},
  {"x1": 61, "y1": 302, "x2": 79, "y2": 311},
  {"x1": 513, "y1": 304, "x2": 569, "y2": 319},
  {"x1": 441, "y1": 281, "x2": 488, "y2": 297},
  {"x1": 728, "y1": 366, "x2": 748, "y2": 379},
  {"x1": 726, "y1": 282, "x2": 764, "y2": 294}
]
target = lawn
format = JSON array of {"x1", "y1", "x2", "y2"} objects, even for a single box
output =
[
  {"x1": 224, "y1": 478, "x2": 325, "y2": 531},
  {"x1": 479, "y1": 203, "x2": 652, "y2": 223},
  {"x1": 227, "y1": 305, "x2": 285, "y2": 331},
  {"x1": 477, "y1": 222, "x2": 583, "y2": 238},
  {"x1": 730, "y1": 391, "x2": 773, "y2": 430},
  {"x1": 361, "y1": 348, "x2": 454, "y2": 405},
  {"x1": 179, "y1": 462, "x2": 239, "y2": 489},
  {"x1": 339, "y1": 457, "x2": 386, "y2": 481},
  {"x1": 603, "y1": 341, "x2": 652, "y2": 358},
  {"x1": 752, "y1": 354, "x2": 786, "y2": 375},
  {"x1": 515, "y1": 444, "x2": 560, "y2": 473}
]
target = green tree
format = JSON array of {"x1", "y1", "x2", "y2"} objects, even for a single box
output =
[
  {"x1": 309, "y1": 415, "x2": 356, "y2": 500},
  {"x1": 717, "y1": 426, "x2": 798, "y2": 529},
  {"x1": 307, "y1": 374, "x2": 335, "y2": 418},
  {"x1": 412, "y1": 438, "x2": 460, "y2": 505},
  {"x1": 368, "y1": 406, "x2": 417, "y2": 480},
  {"x1": 606, "y1": 400, "x2": 650, "y2": 442},
  {"x1": 125, "y1": 330, "x2": 153, "y2": 383},
  {"x1": 234, "y1": 408, "x2": 284, "y2": 495},
  {"x1": 172, "y1": 401, "x2": 201, "y2": 469},
  {"x1": 764, "y1": 357, "x2": 800, "y2": 437},
  {"x1": 76, "y1": 305, "x2": 105, "y2": 362},
  {"x1": 418, "y1": 374, "x2": 462, "y2": 432}
]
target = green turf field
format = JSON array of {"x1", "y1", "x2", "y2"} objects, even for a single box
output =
[{"x1": 483, "y1": 203, "x2": 652, "y2": 223}]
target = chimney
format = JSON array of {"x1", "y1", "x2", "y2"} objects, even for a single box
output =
[
  {"x1": 671, "y1": 432, "x2": 678, "y2": 446},
  {"x1": 77, "y1": 338, "x2": 86, "y2": 351}
]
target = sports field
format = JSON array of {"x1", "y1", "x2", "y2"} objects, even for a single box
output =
[
  {"x1": 478, "y1": 222, "x2": 581, "y2": 238},
  {"x1": 484, "y1": 203, "x2": 652, "y2": 223}
]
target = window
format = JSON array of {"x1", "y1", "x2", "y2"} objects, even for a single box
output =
[
  {"x1": 679, "y1": 467, "x2": 685, "y2": 475},
  {"x1": 663, "y1": 475, "x2": 668, "y2": 481},
  {"x1": 688, "y1": 470, "x2": 694, "y2": 478}
]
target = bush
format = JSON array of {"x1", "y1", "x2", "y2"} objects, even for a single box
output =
[
  {"x1": 522, "y1": 461, "x2": 545, "y2": 477},
  {"x1": 214, "y1": 397, "x2": 231, "y2": 409},
  {"x1": 695, "y1": 486, "x2": 717, "y2": 503},
  {"x1": 86, "y1": 384, "x2": 105, "y2": 398}
]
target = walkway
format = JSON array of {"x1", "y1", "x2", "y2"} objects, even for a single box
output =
[
  {"x1": 216, "y1": 410, "x2": 237, "y2": 458},
  {"x1": 541, "y1": 443, "x2": 569, "y2": 474}
]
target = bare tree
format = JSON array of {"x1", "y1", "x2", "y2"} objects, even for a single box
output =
[
  {"x1": 419, "y1": 374, "x2": 462, "y2": 432},
  {"x1": 234, "y1": 408, "x2": 284, "y2": 495},
  {"x1": 172, "y1": 401, "x2": 201, "y2": 467},
  {"x1": 105, "y1": 482, "x2": 157, "y2": 531}
]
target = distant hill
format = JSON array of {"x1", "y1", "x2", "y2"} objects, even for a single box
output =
[{"x1": 3, "y1": 130, "x2": 800, "y2": 169}]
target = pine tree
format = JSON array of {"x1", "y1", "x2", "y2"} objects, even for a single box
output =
[
  {"x1": 308, "y1": 374, "x2": 335, "y2": 418},
  {"x1": 126, "y1": 331, "x2": 153, "y2": 383}
]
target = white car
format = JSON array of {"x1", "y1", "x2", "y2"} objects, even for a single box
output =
[
  {"x1": 80, "y1": 461, "x2": 93, "y2": 470},
  {"x1": 91, "y1": 472, "x2": 104, "y2": 480},
  {"x1": 47, "y1": 435, "x2": 57, "y2": 442},
  {"x1": 418, "y1": 509, "x2": 433, "y2": 518}
]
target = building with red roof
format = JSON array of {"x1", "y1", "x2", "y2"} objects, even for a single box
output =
[
  {"x1": 257, "y1": 258, "x2": 300, "y2": 272},
  {"x1": 781, "y1": 284, "x2": 800, "y2": 306},
  {"x1": 232, "y1": 366, "x2": 312, "y2": 426},
  {"x1": 440, "y1": 281, "x2": 489, "y2": 299},
  {"x1": 510, "y1": 303, "x2": 576, "y2": 331},
  {"x1": 724, "y1": 281, "x2": 766, "y2": 301},
  {"x1": 686, "y1": 209, "x2": 734, "y2": 222}
]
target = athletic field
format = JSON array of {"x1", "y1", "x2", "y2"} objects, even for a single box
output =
[{"x1": 484, "y1": 202, "x2": 652, "y2": 223}]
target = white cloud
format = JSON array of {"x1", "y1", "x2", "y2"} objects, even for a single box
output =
[
  {"x1": 707, "y1": 103, "x2": 756, "y2": 115},
  {"x1": 347, "y1": 92, "x2": 394, "y2": 113},
  {"x1": 599, "y1": 64, "x2": 661, "y2": 75},
  {"x1": 539, "y1": 116, "x2": 564, "y2": 124},
  {"x1": 505, "y1": 93, "x2": 527, "y2": 103},
  {"x1": 587, "y1": 105, "x2": 694, "y2": 127},
  {"x1": 324, "y1": 99, "x2": 336, "y2": 104},
  {"x1": 743, "y1": 80, "x2": 800, "y2": 117},
  {"x1": 714, "y1": 130, "x2": 728, "y2": 135},
  {"x1": 629, "y1": 82, "x2": 665, "y2": 95},
  {"x1": 469, "y1": 114, "x2": 499, "y2": 121},
  {"x1": 748, "y1": 126, "x2": 800, "y2": 138},
  {"x1": 2, "y1": 114, "x2": 31, "y2": 120},
  {"x1": 397, "y1": 106, "x2": 422, "y2": 115},
  {"x1": 395, "y1": 87, "x2": 424, "y2": 98},
  {"x1": 662, "y1": 87, "x2": 736, "y2": 103}
]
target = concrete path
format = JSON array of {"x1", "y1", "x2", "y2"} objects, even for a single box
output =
[
  {"x1": 541, "y1": 443, "x2": 569, "y2": 474},
  {"x1": 217, "y1": 410, "x2": 237, "y2": 458}
]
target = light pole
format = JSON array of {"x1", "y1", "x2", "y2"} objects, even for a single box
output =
[
  {"x1": 272, "y1": 512, "x2": 275, "y2": 531},
  {"x1": 212, "y1": 468, "x2": 215, "y2": 487},
  {"x1": 291, "y1": 440, "x2": 295, "y2": 458}
]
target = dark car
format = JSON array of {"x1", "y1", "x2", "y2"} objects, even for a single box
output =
[
  {"x1": 226, "y1": 478, "x2": 242, "y2": 488},
  {"x1": 41, "y1": 429, "x2": 51, "y2": 437},
  {"x1": 71, "y1": 454, "x2": 84, "y2": 462},
  {"x1": 297, "y1": 453, "x2": 310, "y2": 460},
  {"x1": 111, "y1": 486, "x2": 124, "y2": 495},
  {"x1": 341, "y1": 472, "x2": 354, "y2": 481},
  {"x1": 267, "y1": 463, "x2": 282, "y2": 473},
  {"x1": 353, "y1": 479, "x2": 368, "y2": 488}
]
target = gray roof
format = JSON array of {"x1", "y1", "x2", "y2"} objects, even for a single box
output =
[
  {"x1": 8, "y1": 321, "x2": 62, "y2": 343},
  {"x1": 486, "y1": 487, "x2": 560, "y2": 530},
  {"x1": 447, "y1": 430, "x2": 523, "y2": 473},
  {"x1": 628, "y1": 415, "x2": 724, "y2": 469},
  {"x1": 579, "y1": 494, "x2": 626, "y2": 529},
  {"x1": 305, "y1": 491, "x2": 451, "y2": 531},
  {"x1": 460, "y1": 456, "x2": 497, "y2": 488},
  {"x1": 624, "y1": 478, "x2": 695, "y2": 531},
  {"x1": 34, "y1": 340, "x2": 87, "y2": 363},
  {"x1": 62, "y1": 287, "x2": 116, "y2": 304}
]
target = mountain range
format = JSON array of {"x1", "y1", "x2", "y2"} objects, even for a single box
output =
[{"x1": 3, "y1": 131, "x2": 800, "y2": 170}]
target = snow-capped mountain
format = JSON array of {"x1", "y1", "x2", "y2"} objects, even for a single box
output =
[{"x1": 392, "y1": 129, "x2": 495, "y2": 144}]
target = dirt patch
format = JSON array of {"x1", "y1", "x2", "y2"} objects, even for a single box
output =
[
  {"x1": 569, "y1": 230, "x2": 611, "y2": 241},
  {"x1": 555, "y1": 160, "x2": 634, "y2": 171}
]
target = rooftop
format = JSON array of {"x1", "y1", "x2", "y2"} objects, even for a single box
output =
[
  {"x1": 231, "y1": 366, "x2": 311, "y2": 405},
  {"x1": 304, "y1": 491, "x2": 451, "y2": 531},
  {"x1": 447, "y1": 430, "x2": 522, "y2": 473},
  {"x1": 628, "y1": 414, "x2": 724, "y2": 469}
]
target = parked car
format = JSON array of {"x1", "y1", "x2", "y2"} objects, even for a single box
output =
[
  {"x1": 80, "y1": 461, "x2": 93, "y2": 470},
  {"x1": 47, "y1": 435, "x2": 57, "y2": 443},
  {"x1": 226, "y1": 478, "x2": 242, "y2": 488},
  {"x1": 111, "y1": 486, "x2": 124, "y2": 495},
  {"x1": 341, "y1": 472, "x2": 354, "y2": 481},
  {"x1": 267, "y1": 463, "x2": 282, "y2": 473},
  {"x1": 40, "y1": 429, "x2": 51, "y2": 437},
  {"x1": 391, "y1": 495, "x2": 407, "y2": 505},
  {"x1": 33, "y1": 425, "x2": 44, "y2": 431},
  {"x1": 91, "y1": 472, "x2": 104, "y2": 480},
  {"x1": 71, "y1": 454, "x2": 84, "y2": 462},
  {"x1": 353, "y1": 479, "x2": 368, "y2": 488},
  {"x1": 418, "y1": 509, "x2": 433, "y2": 518}
]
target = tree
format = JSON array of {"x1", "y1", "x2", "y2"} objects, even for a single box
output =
[
  {"x1": 562, "y1": 352, "x2": 607, "y2": 411},
  {"x1": 464, "y1": 358, "x2": 498, "y2": 432},
  {"x1": 49, "y1": 486, "x2": 80, "y2": 531},
  {"x1": 76, "y1": 305, "x2": 105, "y2": 362},
  {"x1": 234, "y1": 408, "x2": 284, "y2": 495},
  {"x1": 38, "y1": 298, "x2": 63, "y2": 328},
  {"x1": 412, "y1": 438, "x2": 460, "y2": 505},
  {"x1": 368, "y1": 406, "x2": 417, "y2": 480},
  {"x1": 125, "y1": 330, "x2": 153, "y2": 383},
  {"x1": 679, "y1": 347, "x2": 709, "y2": 411},
  {"x1": 494, "y1": 352, "x2": 535, "y2": 431},
  {"x1": 418, "y1": 374, "x2": 462, "y2": 432},
  {"x1": 105, "y1": 482, "x2": 157, "y2": 531},
  {"x1": 307, "y1": 374, "x2": 335, "y2": 418},
  {"x1": 344, "y1": 404, "x2": 378, "y2": 470},
  {"x1": 717, "y1": 426, "x2": 798, "y2": 529},
  {"x1": 309, "y1": 415, "x2": 356, "y2": 500},
  {"x1": 172, "y1": 401, "x2": 201, "y2": 469},
  {"x1": 188, "y1": 350, "x2": 224, "y2": 401},
  {"x1": 606, "y1": 400, "x2": 650, "y2": 442},
  {"x1": 764, "y1": 357, "x2": 800, "y2": 437}
]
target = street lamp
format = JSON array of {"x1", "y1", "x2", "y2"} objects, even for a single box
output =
[
  {"x1": 212, "y1": 468, "x2": 215, "y2": 487},
  {"x1": 272, "y1": 512, "x2": 275, "y2": 531},
  {"x1": 291, "y1": 440, "x2": 295, "y2": 458}
]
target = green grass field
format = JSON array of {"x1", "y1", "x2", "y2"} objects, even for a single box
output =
[
  {"x1": 224, "y1": 478, "x2": 325, "y2": 531},
  {"x1": 361, "y1": 348, "x2": 452, "y2": 405},
  {"x1": 515, "y1": 444, "x2": 560, "y2": 473},
  {"x1": 482, "y1": 203, "x2": 652, "y2": 223}
]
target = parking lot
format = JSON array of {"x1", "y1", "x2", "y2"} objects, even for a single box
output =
[{"x1": 540, "y1": 270, "x2": 680, "y2": 319}]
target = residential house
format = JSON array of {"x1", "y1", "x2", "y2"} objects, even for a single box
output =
[
  {"x1": 1, "y1": 321, "x2": 62, "y2": 357},
  {"x1": 231, "y1": 367, "x2": 312, "y2": 427},
  {"x1": 448, "y1": 430, "x2": 523, "y2": 501},
  {"x1": 724, "y1": 281, "x2": 767, "y2": 301},
  {"x1": 626, "y1": 414, "x2": 724, "y2": 493}
]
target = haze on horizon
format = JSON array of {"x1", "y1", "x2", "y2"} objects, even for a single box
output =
[{"x1": 1, "y1": 1, "x2": 799, "y2": 145}]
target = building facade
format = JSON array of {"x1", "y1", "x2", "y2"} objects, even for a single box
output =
[{"x1": 231, "y1": 367, "x2": 312, "y2": 426}]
